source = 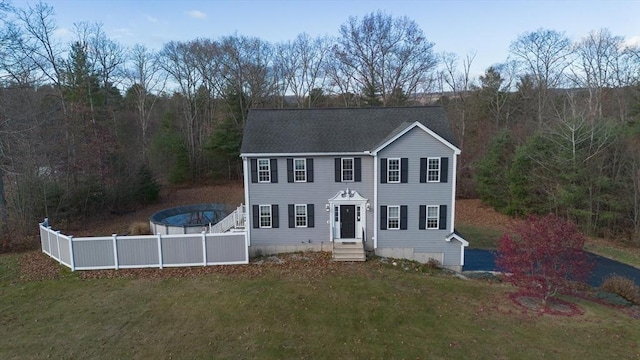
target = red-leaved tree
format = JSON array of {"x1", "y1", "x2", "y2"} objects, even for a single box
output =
[{"x1": 496, "y1": 214, "x2": 593, "y2": 304}]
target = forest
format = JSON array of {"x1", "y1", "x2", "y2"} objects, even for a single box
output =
[{"x1": 0, "y1": 1, "x2": 638, "y2": 251}]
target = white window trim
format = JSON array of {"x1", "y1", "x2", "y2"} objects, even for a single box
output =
[
  {"x1": 387, "y1": 158, "x2": 400, "y2": 183},
  {"x1": 427, "y1": 157, "x2": 441, "y2": 183},
  {"x1": 294, "y1": 158, "x2": 307, "y2": 183},
  {"x1": 341, "y1": 157, "x2": 354, "y2": 182},
  {"x1": 259, "y1": 204, "x2": 272, "y2": 228},
  {"x1": 295, "y1": 204, "x2": 308, "y2": 228},
  {"x1": 387, "y1": 205, "x2": 400, "y2": 230},
  {"x1": 257, "y1": 159, "x2": 271, "y2": 183},
  {"x1": 426, "y1": 205, "x2": 439, "y2": 229}
]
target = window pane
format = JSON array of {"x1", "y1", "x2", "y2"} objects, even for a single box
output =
[
  {"x1": 388, "y1": 159, "x2": 400, "y2": 182},
  {"x1": 258, "y1": 159, "x2": 270, "y2": 182},
  {"x1": 295, "y1": 205, "x2": 307, "y2": 227},
  {"x1": 259, "y1": 205, "x2": 271, "y2": 227},
  {"x1": 294, "y1": 159, "x2": 306, "y2": 182},
  {"x1": 428, "y1": 158, "x2": 440, "y2": 182},
  {"x1": 426, "y1": 206, "x2": 438, "y2": 229},
  {"x1": 342, "y1": 158, "x2": 353, "y2": 181},
  {"x1": 388, "y1": 206, "x2": 400, "y2": 229}
]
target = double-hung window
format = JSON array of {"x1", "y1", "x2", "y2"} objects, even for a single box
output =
[
  {"x1": 295, "y1": 204, "x2": 307, "y2": 227},
  {"x1": 257, "y1": 159, "x2": 270, "y2": 183},
  {"x1": 259, "y1": 205, "x2": 272, "y2": 228},
  {"x1": 294, "y1": 159, "x2": 306, "y2": 182},
  {"x1": 342, "y1": 158, "x2": 354, "y2": 182},
  {"x1": 427, "y1": 158, "x2": 440, "y2": 182},
  {"x1": 387, "y1": 158, "x2": 400, "y2": 183},
  {"x1": 387, "y1": 206, "x2": 400, "y2": 229},
  {"x1": 426, "y1": 205, "x2": 439, "y2": 229}
]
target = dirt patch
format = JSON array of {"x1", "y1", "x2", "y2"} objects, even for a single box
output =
[
  {"x1": 509, "y1": 291, "x2": 585, "y2": 317},
  {"x1": 455, "y1": 199, "x2": 523, "y2": 231}
]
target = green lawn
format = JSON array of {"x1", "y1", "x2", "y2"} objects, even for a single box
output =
[
  {"x1": 1, "y1": 252, "x2": 638, "y2": 359},
  {"x1": 456, "y1": 223, "x2": 503, "y2": 249}
]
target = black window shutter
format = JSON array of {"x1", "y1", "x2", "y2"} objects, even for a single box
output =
[
  {"x1": 380, "y1": 158, "x2": 387, "y2": 183},
  {"x1": 307, "y1": 204, "x2": 314, "y2": 228},
  {"x1": 380, "y1": 206, "x2": 387, "y2": 230},
  {"x1": 440, "y1": 157, "x2": 449, "y2": 183},
  {"x1": 419, "y1": 205, "x2": 426, "y2": 230},
  {"x1": 354, "y1": 158, "x2": 362, "y2": 182},
  {"x1": 307, "y1": 158, "x2": 314, "y2": 182},
  {"x1": 272, "y1": 205, "x2": 279, "y2": 228},
  {"x1": 250, "y1": 159, "x2": 258, "y2": 183},
  {"x1": 270, "y1": 159, "x2": 278, "y2": 183},
  {"x1": 287, "y1": 159, "x2": 293, "y2": 183},
  {"x1": 400, "y1": 158, "x2": 408, "y2": 183},
  {"x1": 288, "y1": 204, "x2": 295, "y2": 228},
  {"x1": 439, "y1": 205, "x2": 447, "y2": 230},
  {"x1": 420, "y1": 158, "x2": 427, "y2": 183},
  {"x1": 252, "y1": 205, "x2": 259, "y2": 228},
  {"x1": 334, "y1": 158, "x2": 341, "y2": 182},
  {"x1": 400, "y1": 205, "x2": 407, "y2": 230}
]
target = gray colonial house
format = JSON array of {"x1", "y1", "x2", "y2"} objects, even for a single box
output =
[{"x1": 240, "y1": 107, "x2": 468, "y2": 271}]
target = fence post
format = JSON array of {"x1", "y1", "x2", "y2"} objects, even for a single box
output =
[
  {"x1": 112, "y1": 234, "x2": 119, "y2": 270},
  {"x1": 55, "y1": 231, "x2": 62, "y2": 264},
  {"x1": 47, "y1": 226, "x2": 52, "y2": 256},
  {"x1": 157, "y1": 234, "x2": 163, "y2": 269},
  {"x1": 202, "y1": 231, "x2": 207, "y2": 266},
  {"x1": 68, "y1": 236, "x2": 75, "y2": 271}
]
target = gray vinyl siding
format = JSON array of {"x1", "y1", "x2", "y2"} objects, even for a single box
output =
[
  {"x1": 247, "y1": 156, "x2": 374, "y2": 248},
  {"x1": 377, "y1": 127, "x2": 460, "y2": 266}
]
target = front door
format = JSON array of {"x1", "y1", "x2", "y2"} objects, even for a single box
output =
[{"x1": 340, "y1": 205, "x2": 356, "y2": 239}]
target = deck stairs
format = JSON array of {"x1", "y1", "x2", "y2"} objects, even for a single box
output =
[
  {"x1": 210, "y1": 205, "x2": 245, "y2": 233},
  {"x1": 332, "y1": 242, "x2": 366, "y2": 261}
]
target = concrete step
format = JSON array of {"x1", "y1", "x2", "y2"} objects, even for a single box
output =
[{"x1": 333, "y1": 242, "x2": 365, "y2": 262}]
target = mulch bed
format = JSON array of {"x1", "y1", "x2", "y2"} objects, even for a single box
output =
[{"x1": 18, "y1": 251, "x2": 385, "y2": 283}]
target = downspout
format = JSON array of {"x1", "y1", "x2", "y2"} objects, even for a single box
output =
[
  {"x1": 373, "y1": 152, "x2": 378, "y2": 249},
  {"x1": 242, "y1": 156, "x2": 251, "y2": 246}
]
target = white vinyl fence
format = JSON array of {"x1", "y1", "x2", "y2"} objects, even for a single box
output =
[{"x1": 39, "y1": 220, "x2": 248, "y2": 271}]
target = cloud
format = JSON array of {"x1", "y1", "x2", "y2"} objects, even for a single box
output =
[
  {"x1": 622, "y1": 35, "x2": 640, "y2": 48},
  {"x1": 53, "y1": 27, "x2": 72, "y2": 40},
  {"x1": 186, "y1": 10, "x2": 207, "y2": 19},
  {"x1": 145, "y1": 14, "x2": 159, "y2": 23}
]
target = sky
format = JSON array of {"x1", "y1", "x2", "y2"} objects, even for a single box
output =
[{"x1": 13, "y1": 0, "x2": 640, "y2": 77}]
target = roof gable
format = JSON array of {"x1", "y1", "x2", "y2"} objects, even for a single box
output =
[
  {"x1": 240, "y1": 106, "x2": 458, "y2": 155},
  {"x1": 372, "y1": 121, "x2": 461, "y2": 155}
]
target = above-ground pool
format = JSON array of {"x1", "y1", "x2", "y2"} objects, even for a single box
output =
[{"x1": 150, "y1": 204, "x2": 231, "y2": 235}]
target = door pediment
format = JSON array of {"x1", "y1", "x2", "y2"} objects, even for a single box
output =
[{"x1": 328, "y1": 188, "x2": 368, "y2": 203}]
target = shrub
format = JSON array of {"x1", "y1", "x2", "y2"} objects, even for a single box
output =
[{"x1": 601, "y1": 275, "x2": 640, "y2": 305}]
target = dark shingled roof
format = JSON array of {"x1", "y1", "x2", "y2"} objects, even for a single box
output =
[{"x1": 240, "y1": 106, "x2": 458, "y2": 154}]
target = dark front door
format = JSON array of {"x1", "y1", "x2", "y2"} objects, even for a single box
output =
[{"x1": 340, "y1": 205, "x2": 356, "y2": 238}]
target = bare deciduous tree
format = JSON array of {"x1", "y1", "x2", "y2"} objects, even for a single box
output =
[
  {"x1": 334, "y1": 11, "x2": 438, "y2": 106},
  {"x1": 509, "y1": 28, "x2": 573, "y2": 126}
]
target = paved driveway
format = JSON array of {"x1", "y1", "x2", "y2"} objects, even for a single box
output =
[{"x1": 463, "y1": 249, "x2": 640, "y2": 288}]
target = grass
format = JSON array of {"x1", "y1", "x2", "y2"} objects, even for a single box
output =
[
  {"x1": 456, "y1": 223, "x2": 503, "y2": 249},
  {"x1": 1, "y1": 253, "x2": 639, "y2": 359},
  {"x1": 585, "y1": 242, "x2": 640, "y2": 269}
]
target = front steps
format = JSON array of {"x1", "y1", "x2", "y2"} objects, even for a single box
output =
[{"x1": 332, "y1": 242, "x2": 366, "y2": 262}]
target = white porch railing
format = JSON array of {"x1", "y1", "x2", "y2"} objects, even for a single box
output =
[{"x1": 209, "y1": 204, "x2": 245, "y2": 234}]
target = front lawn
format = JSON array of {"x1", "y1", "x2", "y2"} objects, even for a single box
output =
[{"x1": 1, "y1": 252, "x2": 638, "y2": 359}]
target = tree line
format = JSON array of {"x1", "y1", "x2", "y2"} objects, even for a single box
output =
[{"x1": 0, "y1": 1, "x2": 638, "y2": 249}]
